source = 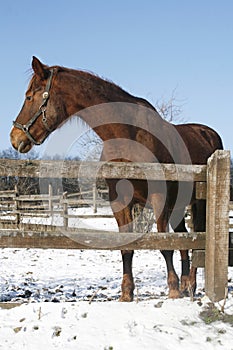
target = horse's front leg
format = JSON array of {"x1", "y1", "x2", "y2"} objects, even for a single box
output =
[
  {"x1": 110, "y1": 196, "x2": 135, "y2": 302},
  {"x1": 151, "y1": 193, "x2": 180, "y2": 298}
]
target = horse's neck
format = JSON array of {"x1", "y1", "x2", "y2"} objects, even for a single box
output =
[
  {"x1": 65, "y1": 70, "x2": 156, "y2": 115},
  {"x1": 63, "y1": 71, "x2": 166, "y2": 153},
  {"x1": 65, "y1": 72, "x2": 134, "y2": 114}
]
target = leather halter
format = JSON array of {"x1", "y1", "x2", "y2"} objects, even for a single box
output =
[{"x1": 13, "y1": 69, "x2": 54, "y2": 145}]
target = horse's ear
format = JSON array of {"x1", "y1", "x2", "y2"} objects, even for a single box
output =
[{"x1": 32, "y1": 56, "x2": 49, "y2": 80}]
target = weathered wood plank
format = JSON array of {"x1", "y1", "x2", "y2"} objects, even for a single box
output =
[
  {"x1": 192, "y1": 250, "x2": 205, "y2": 267},
  {"x1": 192, "y1": 249, "x2": 233, "y2": 267},
  {"x1": 205, "y1": 150, "x2": 230, "y2": 302},
  {"x1": 63, "y1": 214, "x2": 114, "y2": 219},
  {"x1": 195, "y1": 181, "x2": 207, "y2": 200},
  {"x1": 0, "y1": 229, "x2": 206, "y2": 250},
  {"x1": 0, "y1": 159, "x2": 207, "y2": 181}
]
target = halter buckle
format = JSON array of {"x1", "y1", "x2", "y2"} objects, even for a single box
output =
[{"x1": 42, "y1": 91, "x2": 49, "y2": 99}]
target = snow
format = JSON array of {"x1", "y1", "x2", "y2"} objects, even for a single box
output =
[{"x1": 1, "y1": 208, "x2": 233, "y2": 349}]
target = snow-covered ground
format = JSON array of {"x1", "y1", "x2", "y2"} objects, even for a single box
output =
[{"x1": 1, "y1": 208, "x2": 233, "y2": 349}]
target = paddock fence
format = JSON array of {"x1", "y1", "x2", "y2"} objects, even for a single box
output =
[
  {"x1": 0, "y1": 150, "x2": 231, "y2": 302},
  {"x1": 0, "y1": 184, "x2": 111, "y2": 226}
]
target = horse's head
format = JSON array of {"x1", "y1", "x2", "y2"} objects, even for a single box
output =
[{"x1": 10, "y1": 56, "x2": 67, "y2": 153}]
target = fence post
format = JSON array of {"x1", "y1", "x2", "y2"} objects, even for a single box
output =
[
  {"x1": 205, "y1": 150, "x2": 230, "y2": 302},
  {"x1": 63, "y1": 192, "x2": 68, "y2": 228},
  {"x1": 93, "y1": 183, "x2": 97, "y2": 213},
  {"x1": 48, "y1": 184, "x2": 53, "y2": 214},
  {"x1": 14, "y1": 185, "x2": 20, "y2": 227}
]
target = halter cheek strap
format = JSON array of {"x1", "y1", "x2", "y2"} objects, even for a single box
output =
[{"x1": 13, "y1": 69, "x2": 54, "y2": 145}]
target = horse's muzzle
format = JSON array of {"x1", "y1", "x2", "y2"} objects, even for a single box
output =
[{"x1": 10, "y1": 127, "x2": 33, "y2": 153}]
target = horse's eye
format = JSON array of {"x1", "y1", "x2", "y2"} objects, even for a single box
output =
[{"x1": 26, "y1": 95, "x2": 32, "y2": 101}]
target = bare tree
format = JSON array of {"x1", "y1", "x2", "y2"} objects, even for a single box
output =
[{"x1": 155, "y1": 88, "x2": 186, "y2": 123}]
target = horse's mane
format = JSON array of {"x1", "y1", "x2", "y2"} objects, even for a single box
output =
[
  {"x1": 49, "y1": 65, "x2": 157, "y2": 112},
  {"x1": 28, "y1": 62, "x2": 157, "y2": 113},
  {"x1": 51, "y1": 65, "x2": 124, "y2": 89}
]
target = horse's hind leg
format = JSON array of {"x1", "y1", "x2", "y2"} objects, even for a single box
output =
[
  {"x1": 151, "y1": 194, "x2": 180, "y2": 298},
  {"x1": 169, "y1": 209, "x2": 191, "y2": 295},
  {"x1": 189, "y1": 199, "x2": 206, "y2": 294},
  {"x1": 180, "y1": 248, "x2": 191, "y2": 295},
  {"x1": 160, "y1": 250, "x2": 180, "y2": 298}
]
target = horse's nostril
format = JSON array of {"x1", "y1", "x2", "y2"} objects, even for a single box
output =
[{"x1": 18, "y1": 141, "x2": 25, "y2": 153}]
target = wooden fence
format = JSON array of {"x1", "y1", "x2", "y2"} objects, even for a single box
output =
[
  {"x1": 0, "y1": 184, "x2": 111, "y2": 227},
  {"x1": 0, "y1": 150, "x2": 231, "y2": 302}
]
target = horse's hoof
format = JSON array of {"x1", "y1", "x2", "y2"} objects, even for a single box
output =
[
  {"x1": 119, "y1": 294, "x2": 134, "y2": 302},
  {"x1": 180, "y1": 276, "x2": 196, "y2": 297},
  {"x1": 180, "y1": 276, "x2": 190, "y2": 295},
  {"x1": 167, "y1": 271, "x2": 180, "y2": 298},
  {"x1": 120, "y1": 274, "x2": 134, "y2": 302},
  {"x1": 168, "y1": 289, "x2": 181, "y2": 299}
]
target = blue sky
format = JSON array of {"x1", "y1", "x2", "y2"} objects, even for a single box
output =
[{"x1": 1, "y1": 0, "x2": 233, "y2": 153}]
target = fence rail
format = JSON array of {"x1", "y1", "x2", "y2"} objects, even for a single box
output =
[{"x1": 0, "y1": 158, "x2": 207, "y2": 181}]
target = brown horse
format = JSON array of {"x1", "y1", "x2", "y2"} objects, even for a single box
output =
[{"x1": 10, "y1": 56, "x2": 223, "y2": 301}]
